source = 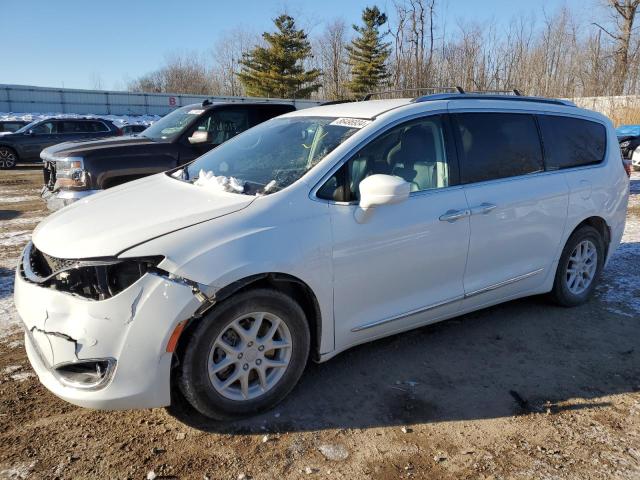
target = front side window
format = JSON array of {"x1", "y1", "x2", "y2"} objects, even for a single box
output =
[
  {"x1": 32, "y1": 121, "x2": 56, "y2": 134},
  {"x1": 89, "y1": 121, "x2": 109, "y2": 132},
  {"x1": 181, "y1": 116, "x2": 359, "y2": 195},
  {"x1": 318, "y1": 115, "x2": 452, "y2": 202},
  {"x1": 538, "y1": 115, "x2": 606, "y2": 170},
  {"x1": 453, "y1": 113, "x2": 544, "y2": 184},
  {"x1": 191, "y1": 108, "x2": 250, "y2": 145}
]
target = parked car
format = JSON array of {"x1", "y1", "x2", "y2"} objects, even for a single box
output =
[
  {"x1": 15, "y1": 93, "x2": 629, "y2": 420},
  {"x1": 616, "y1": 124, "x2": 640, "y2": 159},
  {"x1": 120, "y1": 124, "x2": 148, "y2": 135},
  {"x1": 40, "y1": 101, "x2": 296, "y2": 210},
  {"x1": 0, "y1": 118, "x2": 120, "y2": 169},
  {"x1": 0, "y1": 119, "x2": 29, "y2": 135}
]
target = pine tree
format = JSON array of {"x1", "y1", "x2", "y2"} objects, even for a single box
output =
[
  {"x1": 346, "y1": 6, "x2": 391, "y2": 98},
  {"x1": 238, "y1": 15, "x2": 321, "y2": 99}
]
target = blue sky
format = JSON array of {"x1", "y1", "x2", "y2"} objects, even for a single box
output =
[{"x1": 2, "y1": 0, "x2": 594, "y2": 90}]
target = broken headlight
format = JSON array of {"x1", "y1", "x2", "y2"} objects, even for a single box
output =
[
  {"x1": 54, "y1": 156, "x2": 87, "y2": 189},
  {"x1": 23, "y1": 242, "x2": 163, "y2": 300}
]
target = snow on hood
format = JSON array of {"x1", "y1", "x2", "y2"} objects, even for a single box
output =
[{"x1": 32, "y1": 173, "x2": 255, "y2": 259}]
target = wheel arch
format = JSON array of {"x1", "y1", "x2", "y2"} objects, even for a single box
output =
[
  {"x1": 176, "y1": 272, "x2": 323, "y2": 363},
  {"x1": 568, "y1": 215, "x2": 611, "y2": 258}
]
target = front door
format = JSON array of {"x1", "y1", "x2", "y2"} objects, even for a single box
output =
[
  {"x1": 450, "y1": 112, "x2": 569, "y2": 303},
  {"x1": 322, "y1": 115, "x2": 471, "y2": 350},
  {"x1": 21, "y1": 120, "x2": 57, "y2": 160}
]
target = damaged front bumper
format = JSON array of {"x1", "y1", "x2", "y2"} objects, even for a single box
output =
[{"x1": 14, "y1": 255, "x2": 203, "y2": 410}]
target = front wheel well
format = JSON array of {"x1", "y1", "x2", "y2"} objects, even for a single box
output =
[{"x1": 177, "y1": 273, "x2": 322, "y2": 362}]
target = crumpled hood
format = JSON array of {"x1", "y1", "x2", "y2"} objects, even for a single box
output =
[
  {"x1": 33, "y1": 173, "x2": 255, "y2": 259},
  {"x1": 42, "y1": 135, "x2": 158, "y2": 159}
]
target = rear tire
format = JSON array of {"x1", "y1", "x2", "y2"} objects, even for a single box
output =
[
  {"x1": 550, "y1": 225, "x2": 604, "y2": 307},
  {"x1": 0, "y1": 147, "x2": 18, "y2": 169},
  {"x1": 177, "y1": 288, "x2": 310, "y2": 420}
]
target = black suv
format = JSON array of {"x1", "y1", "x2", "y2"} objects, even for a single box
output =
[
  {"x1": 0, "y1": 118, "x2": 120, "y2": 169},
  {"x1": 41, "y1": 102, "x2": 296, "y2": 210}
]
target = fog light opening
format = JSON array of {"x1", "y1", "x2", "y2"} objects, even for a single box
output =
[{"x1": 54, "y1": 359, "x2": 116, "y2": 390}]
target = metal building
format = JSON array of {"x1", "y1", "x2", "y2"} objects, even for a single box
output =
[{"x1": 0, "y1": 84, "x2": 322, "y2": 116}]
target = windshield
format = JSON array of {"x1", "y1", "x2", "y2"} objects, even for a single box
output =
[
  {"x1": 616, "y1": 125, "x2": 640, "y2": 137},
  {"x1": 14, "y1": 120, "x2": 41, "y2": 134},
  {"x1": 142, "y1": 105, "x2": 205, "y2": 140},
  {"x1": 181, "y1": 116, "x2": 360, "y2": 195}
]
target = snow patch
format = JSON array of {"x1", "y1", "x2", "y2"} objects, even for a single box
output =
[
  {"x1": 0, "y1": 231, "x2": 31, "y2": 247},
  {"x1": 598, "y1": 173, "x2": 640, "y2": 315},
  {"x1": 0, "y1": 195, "x2": 39, "y2": 203},
  {"x1": 0, "y1": 111, "x2": 158, "y2": 127},
  {"x1": 194, "y1": 169, "x2": 245, "y2": 193},
  {"x1": 10, "y1": 372, "x2": 35, "y2": 382},
  {"x1": 0, "y1": 461, "x2": 36, "y2": 479}
]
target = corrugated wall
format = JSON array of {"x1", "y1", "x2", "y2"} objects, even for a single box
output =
[{"x1": 0, "y1": 84, "x2": 322, "y2": 116}]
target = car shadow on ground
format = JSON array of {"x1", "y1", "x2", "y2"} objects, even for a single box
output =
[{"x1": 168, "y1": 286, "x2": 639, "y2": 434}]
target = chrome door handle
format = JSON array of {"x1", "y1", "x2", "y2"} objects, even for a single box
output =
[
  {"x1": 439, "y1": 209, "x2": 471, "y2": 222},
  {"x1": 470, "y1": 202, "x2": 497, "y2": 215}
]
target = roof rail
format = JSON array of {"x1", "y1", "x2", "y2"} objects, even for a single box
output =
[
  {"x1": 362, "y1": 86, "x2": 464, "y2": 101},
  {"x1": 412, "y1": 91, "x2": 575, "y2": 107}
]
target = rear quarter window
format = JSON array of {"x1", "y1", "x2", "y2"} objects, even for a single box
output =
[
  {"x1": 538, "y1": 115, "x2": 606, "y2": 170},
  {"x1": 453, "y1": 113, "x2": 544, "y2": 184}
]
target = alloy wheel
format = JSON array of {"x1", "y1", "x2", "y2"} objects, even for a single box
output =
[
  {"x1": 208, "y1": 312, "x2": 292, "y2": 401},
  {"x1": 565, "y1": 239, "x2": 597, "y2": 295},
  {"x1": 0, "y1": 148, "x2": 17, "y2": 168}
]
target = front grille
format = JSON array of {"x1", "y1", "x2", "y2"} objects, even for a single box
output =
[{"x1": 43, "y1": 161, "x2": 56, "y2": 191}]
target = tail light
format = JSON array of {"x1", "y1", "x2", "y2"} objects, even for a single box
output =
[
  {"x1": 116, "y1": 128, "x2": 124, "y2": 136},
  {"x1": 623, "y1": 158, "x2": 632, "y2": 177}
]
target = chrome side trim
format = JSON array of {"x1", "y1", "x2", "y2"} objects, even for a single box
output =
[
  {"x1": 351, "y1": 295, "x2": 464, "y2": 332},
  {"x1": 350, "y1": 268, "x2": 544, "y2": 333},
  {"x1": 464, "y1": 268, "x2": 544, "y2": 298}
]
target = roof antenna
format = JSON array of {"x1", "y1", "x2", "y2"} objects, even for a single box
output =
[
  {"x1": 202, "y1": 99, "x2": 212, "y2": 106},
  {"x1": 455, "y1": 86, "x2": 465, "y2": 94}
]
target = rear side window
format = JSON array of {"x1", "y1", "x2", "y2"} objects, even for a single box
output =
[
  {"x1": 453, "y1": 113, "x2": 544, "y2": 184},
  {"x1": 538, "y1": 115, "x2": 606, "y2": 170}
]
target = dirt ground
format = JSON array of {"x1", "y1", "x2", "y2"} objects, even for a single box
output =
[{"x1": 0, "y1": 167, "x2": 638, "y2": 480}]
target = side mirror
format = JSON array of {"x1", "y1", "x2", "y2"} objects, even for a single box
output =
[
  {"x1": 355, "y1": 174, "x2": 410, "y2": 223},
  {"x1": 26, "y1": 129, "x2": 34, "y2": 136},
  {"x1": 188, "y1": 130, "x2": 210, "y2": 145}
]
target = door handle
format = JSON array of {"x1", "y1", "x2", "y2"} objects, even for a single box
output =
[
  {"x1": 470, "y1": 202, "x2": 497, "y2": 215},
  {"x1": 439, "y1": 209, "x2": 471, "y2": 222}
]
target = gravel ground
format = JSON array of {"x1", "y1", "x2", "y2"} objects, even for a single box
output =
[{"x1": 0, "y1": 167, "x2": 638, "y2": 480}]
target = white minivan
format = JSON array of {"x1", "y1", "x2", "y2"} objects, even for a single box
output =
[{"x1": 15, "y1": 93, "x2": 630, "y2": 420}]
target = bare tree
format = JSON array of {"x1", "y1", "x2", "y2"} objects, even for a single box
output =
[
  {"x1": 594, "y1": 0, "x2": 640, "y2": 94},
  {"x1": 315, "y1": 20, "x2": 350, "y2": 99}
]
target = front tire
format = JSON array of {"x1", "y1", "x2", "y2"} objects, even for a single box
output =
[
  {"x1": 0, "y1": 147, "x2": 18, "y2": 169},
  {"x1": 177, "y1": 289, "x2": 310, "y2": 420},
  {"x1": 551, "y1": 225, "x2": 605, "y2": 307}
]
